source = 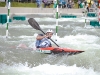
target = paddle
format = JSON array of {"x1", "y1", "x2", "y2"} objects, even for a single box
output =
[{"x1": 28, "y1": 18, "x2": 59, "y2": 47}]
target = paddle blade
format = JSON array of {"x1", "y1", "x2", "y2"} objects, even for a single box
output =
[{"x1": 28, "y1": 18, "x2": 41, "y2": 30}]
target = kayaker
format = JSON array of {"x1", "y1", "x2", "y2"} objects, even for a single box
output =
[{"x1": 35, "y1": 29, "x2": 53, "y2": 48}]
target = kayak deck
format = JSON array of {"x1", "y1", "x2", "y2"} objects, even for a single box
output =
[{"x1": 37, "y1": 47, "x2": 84, "y2": 55}]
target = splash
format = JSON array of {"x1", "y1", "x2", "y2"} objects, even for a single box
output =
[{"x1": 0, "y1": 63, "x2": 99, "y2": 75}]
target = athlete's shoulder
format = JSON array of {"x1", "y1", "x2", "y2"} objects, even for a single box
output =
[{"x1": 38, "y1": 34, "x2": 44, "y2": 36}]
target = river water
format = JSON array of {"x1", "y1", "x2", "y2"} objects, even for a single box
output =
[{"x1": 0, "y1": 14, "x2": 100, "y2": 75}]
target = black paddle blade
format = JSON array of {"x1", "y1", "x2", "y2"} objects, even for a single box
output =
[{"x1": 28, "y1": 18, "x2": 41, "y2": 30}]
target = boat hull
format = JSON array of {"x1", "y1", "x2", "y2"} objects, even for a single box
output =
[{"x1": 37, "y1": 47, "x2": 84, "y2": 55}]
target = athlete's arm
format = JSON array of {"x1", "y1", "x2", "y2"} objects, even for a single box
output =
[{"x1": 36, "y1": 34, "x2": 48, "y2": 40}]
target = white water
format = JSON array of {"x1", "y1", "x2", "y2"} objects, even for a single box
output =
[
  {"x1": 0, "y1": 63, "x2": 100, "y2": 75},
  {"x1": 0, "y1": 16, "x2": 100, "y2": 75}
]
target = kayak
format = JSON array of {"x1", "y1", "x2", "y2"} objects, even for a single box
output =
[
  {"x1": 36, "y1": 47, "x2": 84, "y2": 55},
  {"x1": 28, "y1": 18, "x2": 84, "y2": 55}
]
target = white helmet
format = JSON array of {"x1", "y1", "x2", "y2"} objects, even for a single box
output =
[{"x1": 46, "y1": 29, "x2": 53, "y2": 33}]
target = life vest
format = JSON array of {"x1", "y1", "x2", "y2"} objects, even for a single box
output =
[{"x1": 36, "y1": 38, "x2": 52, "y2": 48}]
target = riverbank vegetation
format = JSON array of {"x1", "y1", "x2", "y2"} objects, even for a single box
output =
[{"x1": 0, "y1": 2, "x2": 78, "y2": 8}]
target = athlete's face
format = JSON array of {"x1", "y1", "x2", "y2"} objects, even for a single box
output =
[{"x1": 46, "y1": 32, "x2": 53, "y2": 38}]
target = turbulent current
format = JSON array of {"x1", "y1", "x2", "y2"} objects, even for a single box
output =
[{"x1": 0, "y1": 14, "x2": 100, "y2": 75}]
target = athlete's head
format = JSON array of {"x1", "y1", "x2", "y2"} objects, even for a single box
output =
[{"x1": 46, "y1": 29, "x2": 53, "y2": 38}]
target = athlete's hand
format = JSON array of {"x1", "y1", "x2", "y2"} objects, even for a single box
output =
[{"x1": 44, "y1": 35, "x2": 49, "y2": 38}]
